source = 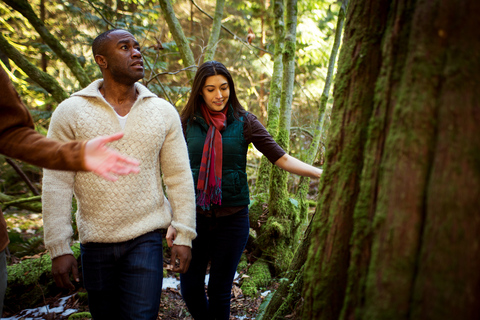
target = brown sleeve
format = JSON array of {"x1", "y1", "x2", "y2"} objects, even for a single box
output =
[
  {"x1": 244, "y1": 113, "x2": 286, "y2": 163},
  {"x1": 0, "y1": 65, "x2": 86, "y2": 171}
]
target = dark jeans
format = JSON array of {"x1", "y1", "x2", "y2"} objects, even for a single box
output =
[
  {"x1": 180, "y1": 207, "x2": 250, "y2": 320},
  {"x1": 80, "y1": 230, "x2": 163, "y2": 320}
]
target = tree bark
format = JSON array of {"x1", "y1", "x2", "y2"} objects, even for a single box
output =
[
  {"x1": 302, "y1": 0, "x2": 389, "y2": 317},
  {"x1": 0, "y1": 34, "x2": 68, "y2": 103},
  {"x1": 4, "y1": 0, "x2": 91, "y2": 88},
  {"x1": 260, "y1": 0, "x2": 299, "y2": 274},
  {"x1": 302, "y1": 0, "x2": 480, "y2": 319},
  {"x1": 254, "y1": 0, "x2": 284, "y2": 195},
  {"x1": 158, "y1": 0, "x2": 197, "y2": 81},
  {"x1": 202, "y1": 0, "x2": 225, "y2": 62}
]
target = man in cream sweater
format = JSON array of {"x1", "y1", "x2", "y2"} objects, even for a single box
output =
[{"x1": 42, "y1": 29, "x2": 196, "y2": 320}]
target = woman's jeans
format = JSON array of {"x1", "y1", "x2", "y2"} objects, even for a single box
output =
[
  {"x1": 80, "y1": 230, "x2": 163, "y2": 320},
  {"x1": 180, "y1": 207, "x2": 250, "y2": 320}
]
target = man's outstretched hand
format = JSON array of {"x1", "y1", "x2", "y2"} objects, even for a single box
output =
[{"x1": 84, "y1": 132, "x2": 140, "y2": 181}]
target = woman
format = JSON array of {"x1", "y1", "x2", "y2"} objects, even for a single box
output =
[{"x1": 167, "y1": 61, "x2": 322, "y2": 320}]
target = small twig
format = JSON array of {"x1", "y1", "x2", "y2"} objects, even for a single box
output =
[
  {"x1": 143, "y1": 59, "x2": 174, "y2": 105},
  {"x1": 146, "y1": 65, "x2": 198, "y2": 85},
  {"x1": 6, "y1": 158, "x2": 40, "y2": 195},
  {"x1": 86, "y1": 0, "x2": 116, "y2": 28}
]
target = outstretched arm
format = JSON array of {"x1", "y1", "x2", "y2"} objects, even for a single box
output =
[
  {"x1": 1, "y1": 66, "x2": 139, "y2": 180},
  {"x1": 274, "y1": 154, "x2": 322, "y2": 179}
]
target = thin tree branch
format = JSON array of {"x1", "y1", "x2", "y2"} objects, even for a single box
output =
[
  {"x1": 5, "y1": 159, "x2": 40, "y2": 196},
  {"x1": 190, "y1": 0, "x2": 273, "y2": 56},
  {"x1": 86, "y1": 0, "x2": 116, "y2": 28},
  {"x1": 146, "y1": 65, "x2": 198, "y2": 85}
]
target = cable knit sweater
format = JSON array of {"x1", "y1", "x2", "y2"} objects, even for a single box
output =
[{"x1": 42, "y1": 80, "x2": 196, "y2": 259}]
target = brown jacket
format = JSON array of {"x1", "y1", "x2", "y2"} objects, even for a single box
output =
[{"x1": 0, "y1": 66, "x2": 86, "y2": 251}]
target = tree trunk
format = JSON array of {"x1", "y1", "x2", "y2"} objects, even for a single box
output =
[
  {"x1": 202, "y1": 0, "x2": 226, "y2": 62},
  {"x1": 158, "y1": 0, "x2": 197, "y2": 81},
  {"x1": 296, "y1": 0, "x2": 347, "y2": 219},
  {"x1": 4, "y1": 0, "x2": 91, "y2": 88},
  {"x1": 253, "y1": 0, "x2": 284, "y2": 195},
  {"x1": 259, "y1": 219, "x2": 313, "y2": 319},
  {"x1": 302, "y1": 0, "x2": 480, "y2": 319},
  {"x1": 259, "y1": 0, "x2": 299, "y2": 274},
  {"x1": 0, "y1": 34, "x2": 68, "y2": 103}
]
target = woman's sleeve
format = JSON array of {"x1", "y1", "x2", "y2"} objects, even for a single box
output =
[{"x1": 244, "y1": 113, "x2": 286, "y2": 163}]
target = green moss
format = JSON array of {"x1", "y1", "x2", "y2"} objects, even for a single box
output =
[
  {"x1": 237, "y1": 253, "x2": 248, "y2": 272},
  {"x1": 5, "y1": 245, "x2": 74, "y2": 312},
  {"x1": 7, "y1": 253, "x2": 52, "y2": 287},
  {"x1": 68, "y1": 312, "x2": 92, "y2": 320},
  {"x1": 241, "y1": 260, "x2": 272, "y2": 297},
  {"x1": 76, "y1": 291, "x2": 89, "y2": 304}
]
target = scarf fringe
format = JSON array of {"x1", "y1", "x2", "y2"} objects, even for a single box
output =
[{"x1": 196, "y1": 178, "x2": 222, "y2": 210}]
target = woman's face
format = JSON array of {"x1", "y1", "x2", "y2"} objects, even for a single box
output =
[{"x1": 201, "y1": 75, "x2": 230, "y2": 112}]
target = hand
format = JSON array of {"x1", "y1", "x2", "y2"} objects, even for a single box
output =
[
  {"x1": 51, "y1": 254, "x2": 79, "y2": 290},
  {"x1": 168, "y1": 245, "x2": 191, "y2": 273},
  {"x1": 166, "y1": 225, "x2": 177, "y2": 248},
  {"x1": 84, "y1": 132, "x2": 140, "y2": 181}
]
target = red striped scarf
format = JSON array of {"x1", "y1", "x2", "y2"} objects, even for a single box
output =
[{"x1": 196, "y1": 104, "x2": 227, "y2": 209}]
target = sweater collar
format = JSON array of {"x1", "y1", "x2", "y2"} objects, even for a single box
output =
[{"x1": 71, "y1": 79, "x2": 157, "y2": 100}]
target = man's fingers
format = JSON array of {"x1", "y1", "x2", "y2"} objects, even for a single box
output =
[
  {"x1": 71, "y1": 262, "x2": 80, "y2": 283},
  {"x1": 169, "y1": 250, "x2": 178, "y2": 270},
  {"x1": 171, "y1": 245, "x2": 191, "y2": 273},
  {"x1": 166, "y1": 226, "x2": 176, "y2": 248},
  {"x1": 97, "y1": 132, "x2": 124, "y2": 144},
  {"x1": 52, "y1": 254, "x2": 78, "y2": 290}
]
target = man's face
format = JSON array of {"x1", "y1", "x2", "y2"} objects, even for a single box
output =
[{"x1": 102, "y1": 30, "x2": 144, "y2": 84}]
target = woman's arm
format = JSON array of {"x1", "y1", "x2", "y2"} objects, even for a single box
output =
[{"x1": 274, "y1": 154, "x2": 322, "y2": 179}]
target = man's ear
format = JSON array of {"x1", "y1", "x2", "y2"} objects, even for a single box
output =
[{"x1": 95, "y1": 55, "x2": 107, "y2": 69}]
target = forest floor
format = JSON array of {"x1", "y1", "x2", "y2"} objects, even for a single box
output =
[
  {"x1": 2, "y1": 212, "x2": 276, "y2": 320},
  {"x1": 3, "y1": 261, "x2": 274, "y2": 320}
]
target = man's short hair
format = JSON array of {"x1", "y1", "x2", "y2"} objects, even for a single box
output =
[{"x1": 92, "y1": 29, "x2": 122, "y2": 57}]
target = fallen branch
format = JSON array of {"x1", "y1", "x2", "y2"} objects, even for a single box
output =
[
  {"x1": 6, "y1": 159, "x2": 40, "y2": 196},
  {"x1": 0, "y1": 192, "x2": 42, "y2": 213}
]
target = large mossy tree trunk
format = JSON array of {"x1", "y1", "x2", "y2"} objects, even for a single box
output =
[{"x1": 302, "y1": 0, "x2": 480, "y2": 319}]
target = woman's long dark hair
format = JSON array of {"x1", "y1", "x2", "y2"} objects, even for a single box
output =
[{"x1": 180, "y1": 61, "x2": 246, "y2": 129}]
